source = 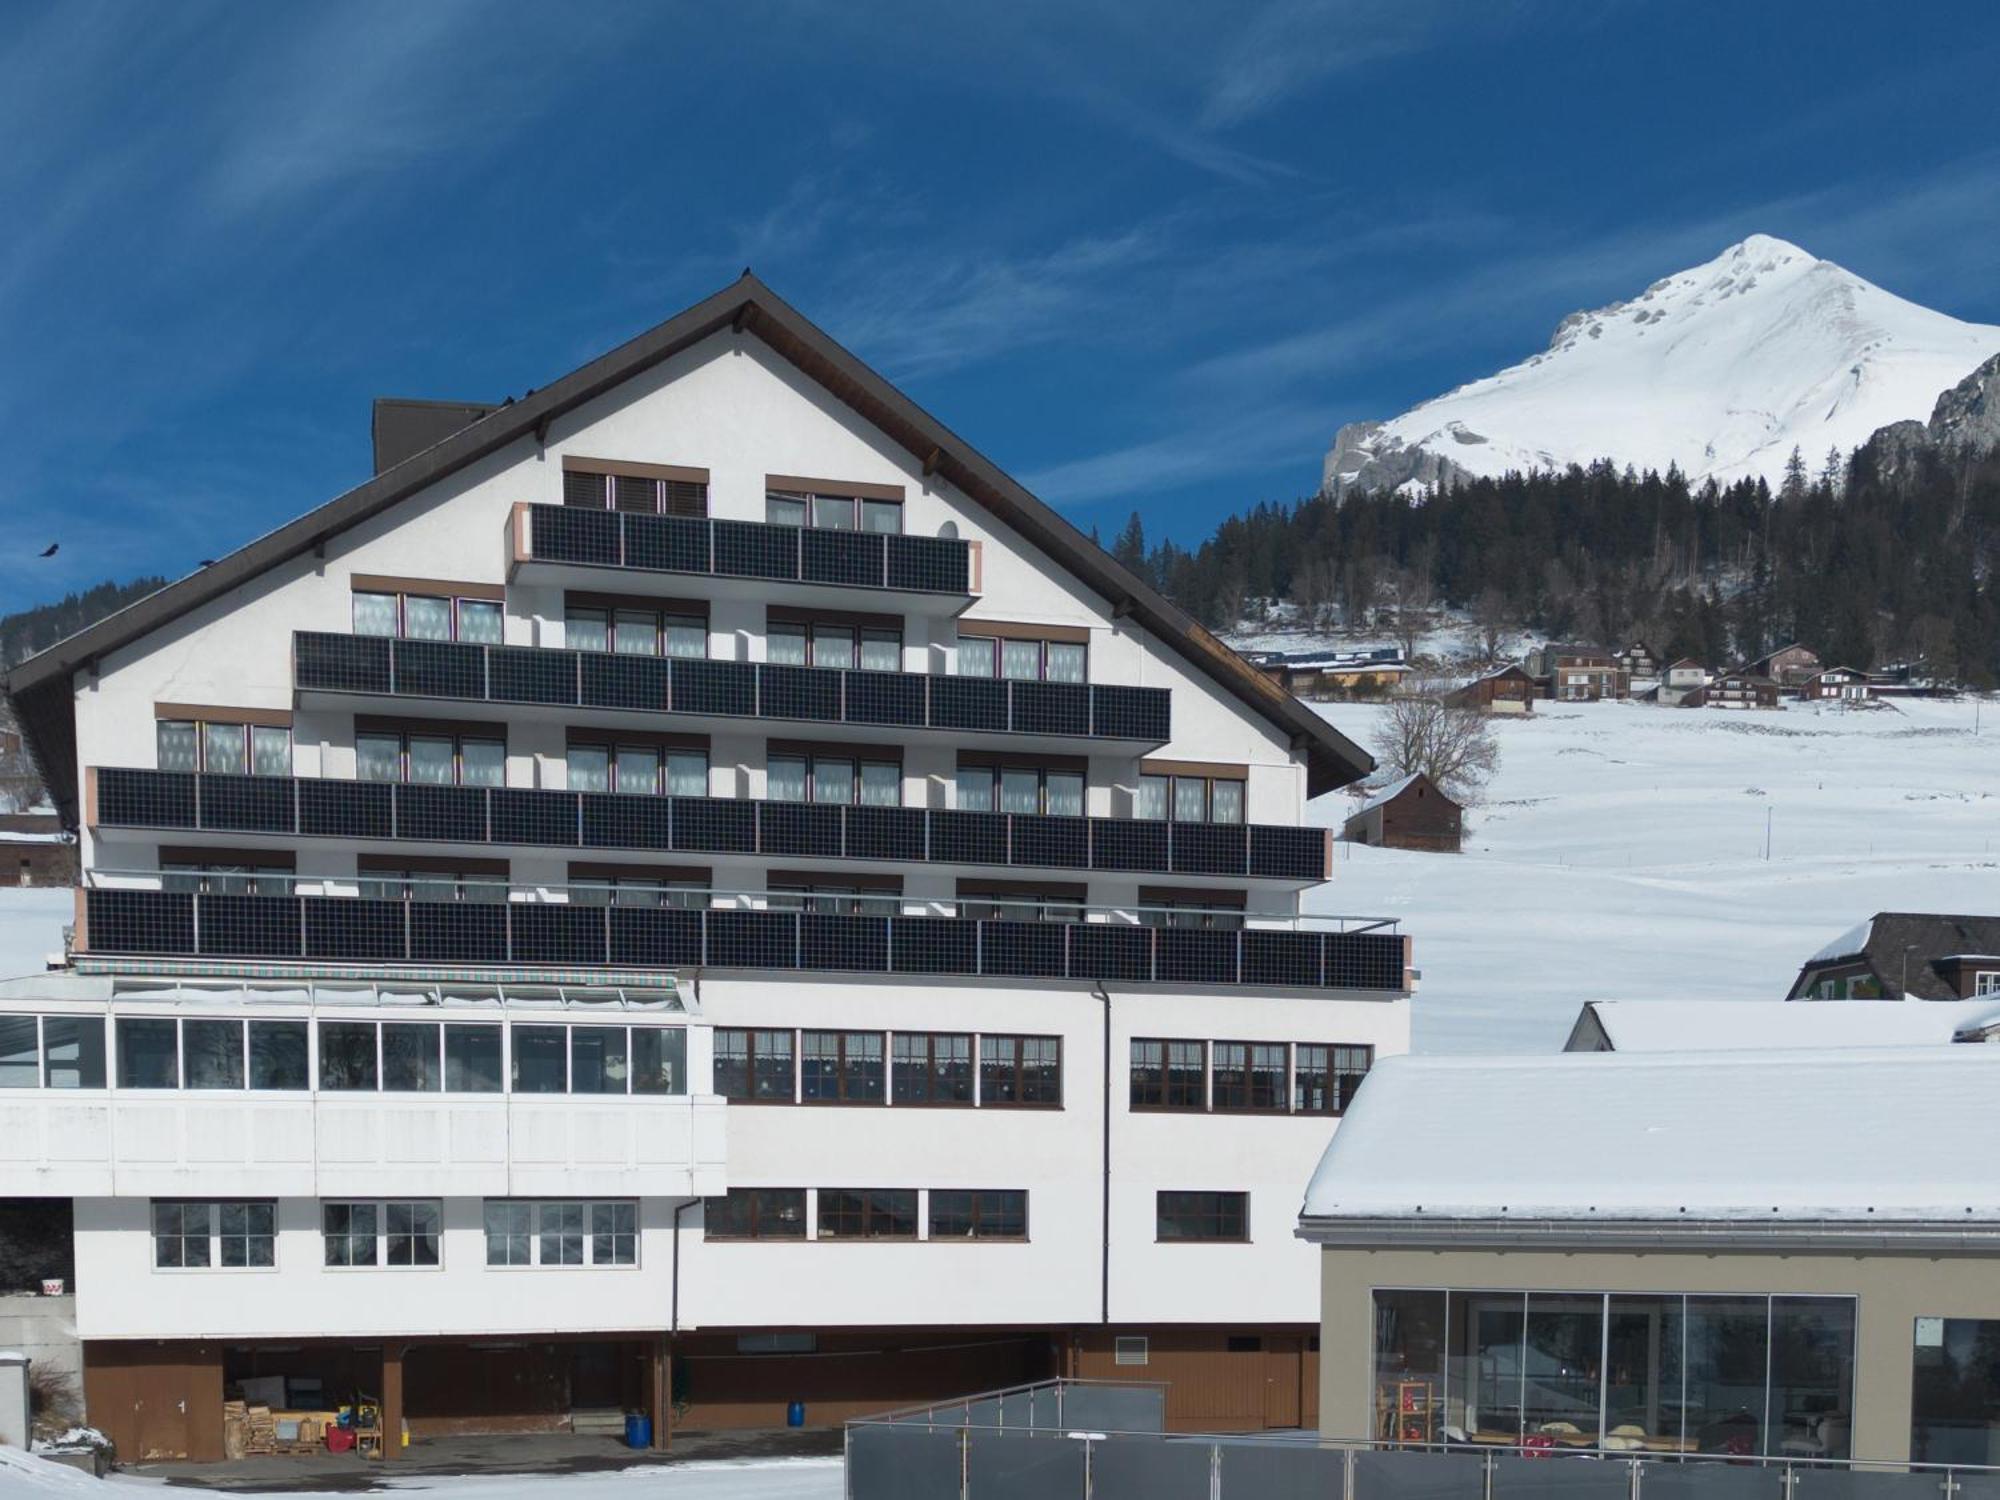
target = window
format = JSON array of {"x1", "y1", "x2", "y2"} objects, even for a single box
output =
[
  {"x1": 572, "y1": 875, "x2": 710, "y2": 909},
  {"x1": 154, "y1": 1200, "x2": 276, "y2": 1268},
  {"x1": 567, "y1": 741, "x2": 709, "y2": 798},
  {"x1": 570, "y1": 1026, "x2": 628, "y2": 1094},
  {"x1": 357, "y1": 868, "x2": 508, "y2": 902},
  {"x1": 801, "y1": 1030, "x2": 885, "y2": 1104},
  {"x1": 483, "y1": 1200, "x2": 637, "y2": 1267},
  {"x1": 957, "y1": 885, "x2": 1085, "y2": 923},
  {"x1": 765, "y1": 489, "x2": 902, "y2": 534},
  {"x1": 767, "y1": 619, "x2": 902, "y2": 672},
  {"x1": 0, "y1": 1016, "x2": 106, "y2": 1090},
  {"x1": 318, "y1": 1021, "x2": 377, "y2": 1091},
  {"x1": 979, "y1": 1035, "x2": 1061, "y2": 1107},
  {"x1": 1977, "y1": 972, "x2": 2000, "y2": 997},
  {"x1": 1294, "y1": 1044, "x2": 1373, "y2": 1115},
  {"x1": 323, "y1": 1202, "x2": 377, "y2": 1267},
  {"x1": 1130, "y1": 1039, "x2": 1205, "y2": 1110},
  {"x1": 351, "y1": 588, "x2": 503, "y2": 644},
  {"x1": 818, "y1": 1189, "x2": 918, "y2": 1240},
  {"x1": 323, "y1": 1202, "x2": 444, "y2": 1268},
  {"x1": 893, "y1": 1033, "x2": 973, "y2": 1105},
  {"x1": 715, "y1": 1028, "x2": 795, "y2": 1102},
  {"x1": 1211, "y1": 1042, "x2": 1287, "y2": 1112},
  {"x1": 767, "y1": 752, "x2": 901, "y2": 807},
  {"x1": 928, "y1": 1189, "x2": 1027, "y2": 1241},
  {"x1": 704, "y1": 1189, "x2": 807, "y2": 1241},
  {"x1": 1138, "y1": 772, "x2": 1244, "y2": 824},
  {"x1": 157, "y1": 718, "x2": 292, "y2": 777},
  {"x1": 109, "y1": 1017, "x2": 303, "y2": 1092},
  {"x1": 1114, "y1": 1336, "x2": 1149, "y2": 1367},
  {"x1": 767, "y1": 883, "x2": 899, "y2": 917},
  {"x1": 956, "y1": 764, "x2": 1084, "y2": 817},
  {"x1": 956, "y1": 633, "x2": 1085, "y2": 682},
  {"x1": 183, "y1": 1018, "x2": 245, "y2": 1089},
  {"x1": 445, "y1": 1024, "x2": 504, "y2": 1093},
  {"x1": 382, "y1": 1023, "x2": 442, "y2": 1092},
  {"x1": 564, "y1": 605, "x2": 706, "y2": 659},
  {"x1": 356, "y1": 728, "x2": 505, "y2": 787},
  {"x1": 512, "y1": 1025, "x2": 567, "y2": 1094},
  {"x1": 117, "y1": 1017, "x2": 180, "y2": 1088},
  {"x1": 161, "y1": 860, "x2": 293, "y2": 896},
  {"x1": 249, "y1": 1020, "x2": 309, "y2": 1090},
  {"x1": 564, "y1": 466, "x2": 708, "y2": 517},
  {"x1": 1137, "y1": 897, "x2": 1245, "y2": 931},
  {"x1": 1156, "y1": 1190, "x2": 1248, "y2": 1243}
]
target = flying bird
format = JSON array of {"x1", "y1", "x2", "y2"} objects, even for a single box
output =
[{"x1": 38, "y1": 543, "x2": 57, "y2": 557}]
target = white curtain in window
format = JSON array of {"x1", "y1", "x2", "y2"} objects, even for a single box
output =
[
  {"x1": 664, "y1": 616, "x2": 707, "y2": 659},
  {"x1": 1044, "y1": 772, "x2": 1084, "y2": 817},
  {"x1": 615, "y1": 748, "x2": 659, "y2": 795},
  {"x1": 567, "y1": 747, "x2": 609, "y2": 794},
  {"x1": 1136, "y1": 775, "x2": 1169, "y2": 821},
  {"x1": 251, "y1": 727, "x2": 292, "y2": 778},
  {"x1": 352, "y1": 592, "x2": 399, "y2": 637},
  {"x1": 409, "y1": 737, "x2": 455, "y2": 785},
  {"x1": 860, "y1": 630, "x2": 900, "y2": 672},
  {"x1": 812, "y1": 627, "x2": 855, "y2": 671},
  {"x1": 1210, "y1": 780, "x2": 1245, "y2": 824},
  {"x1": 202, "y1": 723, "x2": 246, "y2": 775},
  {"x1": 404, "y1": 596, "x2": 452, "y2": 641},
  {"x1": 667, "y1": 752, "x2": 709, "y2": 797},
  {"x1": 812, "y1": 495, "x2": 856, "y2": 530},
  {"x1": 765, "y1": 493, "x2": 808, "y2": 527},
  {"x1": 614, "y1": 611, "x2": 658, "y2": 656},
  {"x1": 767, "y1": 624, "x2": 809, "y2": 666},
  {"x1": 458, "y1": 600, "x2": 503, "y2": 644},
  {"x1": 1001, "y1": 639, "x2": 1041, "y2": 681},
  {"x1": 861, "y1": 499, "x2": 903, "y2": 534},
  {"x1": 956, "y1": 767, "x2": 995, "y2": 812},
  {"x1": 157, "y1": 721, "x2": 198, "y2": 773},
  {"x1": 860, "y1": 763, "x2": 901, "y2": 807},
  {"x1": 956, "y1": 636, "x2": 997, "y2": 677},
  {"x1": 767, "y1": 756, "x2": 807, "y2": 802},
  {"x1": 1046, "y1": 642, "x2": 1087, "y2": 684},
  {"x1": 566, "y1": 610, "x2": 609, "y2": 653},
  {"x1": 356, "y1": 734, "x2": 402, "y2": 783},
  {"x1": 814, "y1": 758, "x2": 855, "y2": 805},
  {"x1": 1000, "y1": 769, "x2": 1040, "y2": 815},
  {"x1": 458, "y1": 741, "x2": 504, "y2": 787},
  {"x1": 1173, "y1": 777, "x2": 1208, "y2": 822}
]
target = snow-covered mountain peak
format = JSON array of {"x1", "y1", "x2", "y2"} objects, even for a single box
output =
[{"x1": 1324, "y1": 235, "x2": 2000, "y2": 497}]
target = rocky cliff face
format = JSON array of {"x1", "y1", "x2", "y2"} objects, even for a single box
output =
[
  {"x1": 1856, "y1": 352, "x2": 2000, "y2": 480},
  {"x1": 1321, "y1": 419, "x2": 1474, "y2": 500}
]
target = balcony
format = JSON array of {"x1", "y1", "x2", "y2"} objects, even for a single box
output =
[
  {"x1": 508, "y1": 502, "x2": 979, "y2": 612},
  {"x1": 90, "y1": 769, "x2": 1330, "y2": 883},
  {"x1": 293, "y1": 632, "x2": 1172, "y2": 753},
  {"x1": 76, "y1": 885, "x2": 1409, "y2": 995}
]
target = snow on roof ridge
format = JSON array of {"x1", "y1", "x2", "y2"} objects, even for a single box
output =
[{"x1": 1351, "y1": 772, "x2": 1421, "y2": 816}]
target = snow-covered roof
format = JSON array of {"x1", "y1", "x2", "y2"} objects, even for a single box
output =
[
  {"x1": 1570, "y1": 997, "x2": 2000, "y2": 1052},
  {"x1": 1349, "y1": 773, "x2": 1420, "y2": 818},
  {"x1": 1300, "y1": 1047, "x2": 2000, "y2": 1224}
]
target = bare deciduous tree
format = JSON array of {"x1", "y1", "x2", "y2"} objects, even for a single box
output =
[
  {"x1": 1371, "y1": 677, "x2": 1501, "y2": 804},
  {"x1": 1385, "y1": 567, "x2": 1432, "y2": 660},
  {"x1": 1473, "y1": 587, "x2": 1512, "y2": 662}
]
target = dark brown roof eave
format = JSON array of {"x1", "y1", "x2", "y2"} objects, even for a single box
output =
[{"x1": 6, "y1": 273, "x2": 1370, "y2": 823}]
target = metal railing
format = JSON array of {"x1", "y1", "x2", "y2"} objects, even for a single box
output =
[
  {"x1": 92, "y1": 768, "x2": 1328, "y2": 881},
  {"x1": 293, "y1": 631, "x2": 1172, "y2": 744}
]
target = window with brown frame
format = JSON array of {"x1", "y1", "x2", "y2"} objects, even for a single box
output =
[
  {"x1": 800, "y1": 1030, "x2": 885, "y2": 1104},
  {"x1": 928, "y1": 1189, "x2": 1027, "y2": 1241},
  {"x1": 1129, "y1": 1038, "x2": 1207, "y2": 1111},
  {"x1": 1128, "y1": 1039, "x2": 1373, "y2": 1117},
  {"x1": 765, "y1": 488, "x2": 903, "y2": 534},
  {"x1": 1156, "y1": 1190, "x2": 1248, "y2": 1243},
  {"x1": 891, "y1": 1032, "x2": 973, "y2": 1105},
  {"x1": 1136, "y1": 771, "x2": 1245, "y2": 825},
  {"x1": 564, "y1": 464, "x2": 708, "y2": 517},
  {"x1": 1211, "y1": 1041, "x2": 1288, "y2": 1112},
  {"x1": 713, "y1": 1028, "x2": 795, "y2": 1102},
  {"x1": 817, "y1": 1188, "x2": 917, "y2": 1240},
  {"x1": 978, "y1": 1035, "x2": 1061, "y2": 1107},
  {"x1": 157, "y1": 718, "x2": 293, "y2": 778},
  {"x1": 564, "y1": 601, "x2": 708, "y2": 659},
  {"x1": 352, "y1": 586, "x2": 503, "y2": 645},
  {"x1": 1293, "y1": 1043, "x2": 1374, "y2": 1115},
  {"x1": 767, "y1": 750, "x2": 901, "y2": 808},
  {"x1": 956, "y1": 762, "x2": 1085, "y2": 817},
  {"x1": 566, "y1": 738, "x2": 709, "y2": 798},
  {"x1": 702, "y1": 1188, "x2": 806, "y2": 1240},
  {"x1": 767, "y1": 617, "x2": 902, "y2": 672},
  {"x1": 767, "y1": 879, "x2": 901, "y2": 917},
  {"x1": 956, "y1": 883, "x2": 1085, "y2": 924},
  {"x1": 1137, "y1": 887, "x2": 1246, "y2": 931},
  {"x1": 956, "y1": 633, "x2": 1086, "y2": 683}
]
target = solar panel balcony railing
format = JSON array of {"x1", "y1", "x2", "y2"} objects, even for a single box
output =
[
  {"x1": 78, "y1": 879, "x2": 1407, "y2": 994},
  {"x1": 292, "y1": 632, "x2": 1172, "y2": 747},
  {"x1": 89, "y1": 769, "x2": 1331, "y2": 881},
  {"x1": 513, "y1": 502, "x2": 976, "y2": 598}
]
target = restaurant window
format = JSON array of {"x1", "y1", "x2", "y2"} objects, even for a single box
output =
[
  {"x1": 800, "y1": 1030, "x2": 885, "y2": 1104},
  {"x1": 157, "y1": 718, "x2": 292, "y2": 777},
  {"x1": 1155, "y1": 1190, "x2": 1247, "y2": 1243},
  {"x1": 482, "y1": 1200, "x2": 637, "y2": 1267},
  {"x1": 351, "y1": 588, "x2": 502, "y2": 644},
  {"x1": 767, "y1": 619, "x2": 901, "y2": 672},
  {"x1": 767, "y1": 753, "x2": 901, "y2": 808},
  {"x1": 153, "y1": 1201, "x2": 275, "y2": 1269},
  {"x1": 1129, "y1": 1038, "x2": 1205, "y2": 1111},
  {"x1": 445, "y1": 1025, "x2": 503, "y2": 1092},
  {"x1": 116, "y1": 1017, "x2": 180, "y2": 1089},
  {"x1": 1138, "y1": 772, "x2": 1244, "y2": 824},
  {"x1": 703, "y1": 1189, "x2": 807, "y2": 1241},
  {"x1": 1912, "y1": 1316, "x2": 2000, "y2": 1464},
  {"x1": 928, "y1": 1189, "x2": 1027, "y2": 1241},
  {"x1": 978, "y1": 1034, "x2": 1060, "y2": 1107},
  {"x1": 956, "y1": 633, "x2": 1086, "y2": 683},
  {"x1": 765, "y1": 489, "x2": 902, "y2": 534},
  {"x1": 892, "y1": 1032, "x2": 973, "y2": 1105},
  {"x1": 1295, "y1": 1044, "x2": 1373, "y2": 1114},
  {"x1": 1211, "y1": 1042, "x2": 1287, "y2": 1112},
  {"x1": 356, "y1": 728, "x2": 505, "y2": 787},
  {"x1": 0, "y1": 1016, "x2": 105, "y2": 1090},
  {"x1": 956, "y1": 764, "x2": 1084, "y2": 817},
  {"x1": 817, "y1": 1189, "x2": 917, "y2": 1240},
  {"x1": 568, "y1": 741, "x2": 709, "y2": 797},
  {"x1": 714, "y1": 1028, "x2": 795, "y2": 1102},
  {"x1": 324, "y1": 1201, "x2": 441, "y2": 1269},
  {"x1": 564, "y1": 604, "x2": 706, "y2": 658},
  {"x1": 563, "y1": 466, "x2": 708, "y2": 517}
]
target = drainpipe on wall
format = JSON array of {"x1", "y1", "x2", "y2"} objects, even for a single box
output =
[{"x1": 1093, "y1": 982, "x2": 1111, "y2": 1327}]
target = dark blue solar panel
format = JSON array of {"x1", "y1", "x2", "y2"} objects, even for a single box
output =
[
  {"x1": 305, "y1": 898, "x2": 406, "y2": 962},
  {"x1": 530, "y1": 503, "x2": 620, "y2": 566},
  {"x1": 706, "y1": 909, "x2": 798, "y2": 970},
  {"x1": 1241, "y1": 930, "x2": 1322, "y2": 989},
  {"x1": 929, "y1": 676, "x2": 1008, "y2": 732},
  {"x1": 885, "y1": 534, "x2": 970, "y2": 594},
  {"x1": 490, "y1": 788, "x2": 579, "y2": 847},
  {"x1": 197, "y1": 893, "x2": 302, "y2": 959},
  {"x1": 409, "y1": 901, "x2": 510, "y2": 964},
  {"x1": 757, "y1": 664, "x2": 841, "y2": 723},
  {"x1": 929, "y1": 809, "x2": 1008, "y2": 866},
  {"x1": 1249, "y1": 824, "x2": 1327, "y2": 881},
  {"x1": 1090, "y1": 684, "x2": 1171, "y2": 742},
  {"x1": 889, "y1": 915, "x2": 980, "y2": 974},
  {"x1": 1156, "y1": 928, "x2": 1239, "y2": 985},
  {"x1": 393, "y1": 784, "x2": 487, "y2": 843},
  {"x1": 800, "y1": 529, "x2": 883, "y2": 589},
  {"x1": 755, "y1": 801, "x2": 843, "y2": 859},
  {"x1": 668, "y1": 796, "x2": 754, "y2": 854},
  {"x1": 1010, "y1": 681, "x2": 1089, "y2": 737},
  {"x1": 294, "y1": 631, "x2": 390, "y2": 694},
  {"x1": 670, "y1": 659, "x2": 756, "y2": 717},
  {"x1": 511, "y1": 903, "x2": 608, "y2": 965},
  {"x1": 299, "y1": 779, "x2": 392, "y2": 839},
  {"x1": 490, "y1": 646, "x2": 578, "y2": 706},
  {"x1": 580, "y1": 652, "x2": 671, "y2": 713},
  {"x1": 1009, "y1": 815, "x2": 1088, "y2": 870},
  {"x1": 846, "y1": 806, "x2": 925, "y2": 863},
  {"x1": 1090, "y1": 819, "x2": 1169, "y2": 873},
  {"x1": 624, "y1": 513, "x2": 710, "y2": 573},
  {"x1": 976, "y1": 919, "x2": 1068, "y2": 978},
  {"x1": 713, "y1": 519, "x2": 798, "y2": 580},
  {"x1": 1325, "y1": 931, "x2": 1406, "y2": 991},
  {"x1": 87, "y1": 888, "x2": 194, "y2": 955},
  {"x1": 1069, "y1": 923, "x2": 1153, "y2": 982},
  {"x1": 1169, "y1": 822, "x2": 1248, "y2": 877},
  {"x1": 609, "y1": 906, "x2": 705, "y2": 967},
  {"x1": 581, "y1": 793, "x2": 673, "y2": 852},
  {"x1": 198, "y1": 773, "x2": 296, "y2": 834},
  {"x1": 799, "y1": 913, "x2": 888, "y2": 972},
  {"x1": 392, "y1": 639, "x2": 485, "y2": 700},
  {"x1": 97, "y1": 768, "x2": 196, "y2": 829},
  {"x1": 843, "y1": 670, "x2": 925, "y2": 727}
]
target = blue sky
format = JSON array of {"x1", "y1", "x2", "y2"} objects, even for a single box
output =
[{"x1": 6, "y1": 0, "x2": 2000, "y2": 613}]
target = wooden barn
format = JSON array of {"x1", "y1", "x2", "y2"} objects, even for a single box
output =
[
  {"x1": 1341, "y1": 771, "x2": 1462, "y2": 853},
  {"x1": 1446, "y1": 664, "x2": 1537, "y2": 714}
]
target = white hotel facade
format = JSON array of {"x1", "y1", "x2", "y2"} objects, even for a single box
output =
[{"x1": 0, "y1": 277, "x2": 1411, "y2": 1459}]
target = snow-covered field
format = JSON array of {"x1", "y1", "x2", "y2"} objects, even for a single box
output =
[{"x1": 1305, "y1": 695, "x2": 2000, "y2": 1054}]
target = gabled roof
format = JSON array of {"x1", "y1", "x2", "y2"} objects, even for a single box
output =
[
  {"x1": 1793, "y1": 912, "x2": 2000, "y2": 1001},
  {"x1": 1346, "y1": 769, "x2": 1455, "y2": 820},
  {"x1": 1566, "y1": 997, "x2": 2000, "y2": 1052},
  {"x1": 5, "y1": 274, "x2": 1371, "y2": 821}
]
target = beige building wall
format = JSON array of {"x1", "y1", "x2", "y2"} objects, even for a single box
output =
[{"x1": 1318, "y1": 1243, "x2": 2000, "y2": 1463}]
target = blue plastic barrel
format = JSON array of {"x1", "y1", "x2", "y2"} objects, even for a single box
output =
[
  {"x1": 625, "y1": 1411, "x2": 653, "y2": 1449},
  {"x1": 786, "y1": 1400, "x2": 806, "y2": 1428}
]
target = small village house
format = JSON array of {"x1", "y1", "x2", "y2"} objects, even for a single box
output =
[
  {"x1": 1688, "y1": 669, "x2": 1780, "y2": 709},
  {"x1": 1526, "y1": 643, "x2": 1623, "y2": 702},
  {"x1": 1444, "y1": 664, "x2": 1536, "y2": 715},
  {"x1": 1788, "y1": 912, "x2": 2000, "y2": 1000},
  {"x1": 1342, "y1": 772, "x2": 1463, "y2": 853},
  {"x1": 1749, "y1": 642, "x2": 1823, "y2": 687},
  {"x1": 1801, "y1": 666, "x2": 1871, "y2": 702},
  {"x1": 1612, "y1": 641, "x2": 1660, "y2": 680},
  {"x1": 1246, "y1": 647, "x2": 1408, "y2": 699}
]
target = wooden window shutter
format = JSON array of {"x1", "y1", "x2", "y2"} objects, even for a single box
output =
[
  {"x1": 662, "y1": 479, "x2": 708, "y2": 518},
  {"x1": 563, "y1": 469, "x2": 609, "y2": 508},
  {"x1": 614, "y1": 474, "x2": 657, "y2": 513}
]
